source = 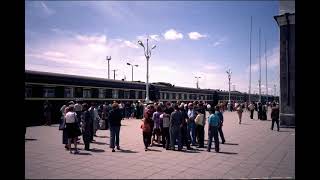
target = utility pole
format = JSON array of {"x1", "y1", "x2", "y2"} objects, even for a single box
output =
[
  {"x1": 265, "y1": 39, "x2": 268, "y2": 96},
  {"x1": 249, "y1": 16, "x2": 253, "y2": 103},
  {"x1": 112, "y1": 69, "x2": 118, "y2": 80},
  {"x1": 195, "y1": 76, "x2": 201, "y2": 89},
  {"x1": 106, "y1": 56, "x2": 111, "y2": 79},
  {"x1": 259, "y1": 28, "x2": 261, "y2": 102}
]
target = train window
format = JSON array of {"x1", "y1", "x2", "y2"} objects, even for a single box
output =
[
  {"x1": 112, "y1": 89, "x2": 118, "y2": 99},
  {"x1": 163, "y1": 93, "x2": 166, "y2": 99},
  {"x1": 118, "y1": 90, "x2": 124, "y2": 99},
  {"x1": 83, "y1": 89, "x2": 91, "y2": 98},
  {"x1": 172, "y1": 93, "x2": 176, "y2": 99},
  {"x1": 169, "y1": 93, "x2": 173, "y2": 100},
  {"x1": 25, "y1": 87, "x2": 32, "y2": 98},
  {"x1": 160, "y1": 92, "x2": 163, "y2": 100},
  {"x1": 201, "y1": 95, "x2": 204, "y2": 100},
  {"x1": 99, "y1": 89, "x2": 106, "y2": 98},
  {"x1": 184, "y1": 94, "x2": 187, "y2": 100},
  {"x1": 106, "y1": 89, "x2": 112, "y2": 98},
  {"x1": 75, "y1": 87, "x2": 83, "y2": 98},
  {"x1": 142, "y1": 91, "x2": 146, "y2": 99},
  {"x1": 124, "y1": 90, "x2": 130, "y2": 99},
  {"x1": 138, "y1": 91, "x2": 142, "y2": 99},
  {"x1": 130, "y1": 90, "x2": 135, "y2": 99},
  {"x1": 135, "y1": 91, "x2": 139, "y2": 99},
  {"x1": 43, "y1": 87, "x2": 55, "y2": 98},
  {"x1": 64, "y1": 87, "x2": 74, "y2": 98}
]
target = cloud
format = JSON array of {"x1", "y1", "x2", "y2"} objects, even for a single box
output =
[
  {"x1": 75, "y1": 34, "x2": 107, "y2": 44},
  {"x1": 246, "y1": 46, "x2": 280, "y2": 73},
  {"x1": 40, "y1": 2, "x2": 55, "y2": 15},
  {"x1": 211, "y1": 37, "x2": 227, "y2": 47},
  {"x1": 188, "y1": 32, "x2": 207, "y2": 40},
  {"x1": 150, "y1": 35, "x2": 160, "y2": 41},
  {"x1": 163, "y1": 29, "x2": 183, "y2": 40},
  {"x1": 123, "y1": 41, "x2": 138, "y2": 49}
]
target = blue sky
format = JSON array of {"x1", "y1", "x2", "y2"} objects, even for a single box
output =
[{"x1": 25, "y1": 1, "x2": 280, "y2": 95}]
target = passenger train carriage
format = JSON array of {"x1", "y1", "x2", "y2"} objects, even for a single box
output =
[{"x1": 25, "y1": 70, "x2": 278, "y2": 126}]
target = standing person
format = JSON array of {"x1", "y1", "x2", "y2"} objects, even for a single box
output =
[
  {"x1": 170, "y1": 105, "x2": 183, "y2": 151},
  {"x1": 194, "y1": 109, "x2": 205, "y2": 148},
  {"x1": 145, "y1": 105, "x2": 155, "y2": 146},
  {"x1": 236, "y1": 104, "x2": 243, "y2": 124},
  {"x1": 270, "y1": 102, "x2": 280, "y2": 131},
  {"x1": 43, "y1": 101, "x2": 52, "y2": 126},
  {"x1": 81, "y1": 103, "x2": 91, "y2": 151},
  {"x1": 60, "y1": 103, "x2": 68, "y2": 150},
  {"x1": 74, "y1": 101, "x2": 83, "y2": 126},
  {"x1": 88, "y1": 103, "x2": 95, "y2": 142},
  {"x1": 109, "y1": 103, "x2": 122, "y2": 152},
  {"x1": 180, "y1": 104, "x2": 192, "y2": 150},
  {"x1": 248, "y1": 102, "x2": 255, "y2": 120},
  {"x1": 152, "y1": 106, "x2": 162, "y2": 144},
  {"x1": 207, "y1": 108, "x2": 220, "y2": 152},
  {"x1": 215, "y1": 106, "x2": 225, "y2": 144},
  {"x1": 160, "y1": 108, "x2": 171, "y2": 150},
  {"x1": 65, "y1": 106, "x2": 81, "y2": 154},
  {"x1": 187, "y1": 103, "x2": 197, "y2": 146},
  {"x1": 141, "y1": 116, "x2": 152, "y2": 151},
  {"x1": 258, "y1": 102, "x2": 263, "y2": 120}
]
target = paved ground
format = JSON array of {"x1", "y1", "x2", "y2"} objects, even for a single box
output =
[{"x1": 25, "y1": 110, "x2": 295, "y2": 179}]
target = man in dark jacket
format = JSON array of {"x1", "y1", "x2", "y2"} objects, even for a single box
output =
[
  {"x1": 170, "y1": 105, "x2": 183, "y2": 151},
  {"x1": 109, "y1": 103, "x2": 122, "y2": 152},
  {"x1": 81, "y1": 103, "x2": 92, "y2": 151},
  {"x1": 271, "y1": 102, "x2": 280, "y2": 131}
]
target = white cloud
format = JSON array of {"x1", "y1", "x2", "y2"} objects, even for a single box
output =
[
  {"x1": 188, "y1": 32, "x2": 207, "y2": 40},
  {"x1": 123, "y1": 41, "x2": 138, "y2": 49},
  {"x1": 43, "y1": 51, "x2": 67, "y2": 58},
  {"x1": 40, "y1": 2, "x2": 55, "y2": 15},
  {"x1": 150, "y1": 34, "x2": 160, "y2": 41},
  {"x1": 211, "y1": 37, "x2": 227, "y2": 47},
  {"x1": 76, "y1": 34, "x2": 107, "y2": 44},
  {"x1": 163, "y1": 29, "x2": 183, "y2": 40}
]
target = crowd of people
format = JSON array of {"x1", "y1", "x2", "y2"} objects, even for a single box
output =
[{"x1": 54, "y1": 99, "x2": 279, "y2": 154}]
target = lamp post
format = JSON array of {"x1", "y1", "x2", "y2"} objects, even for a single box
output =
[
  {"x1": 106, "y1": 56, "x2": 111, "y2": 79},
  {"x1": 138, "y1": 38, "x2": 156, "y2": 103},
  {"x1": 112, "y1": 69, "x2": 118, "y2": 80},
  {"x1": 226, "y1": 69, "x2": 232, "y2": 111},
  {"x1": 127, "y1": 62, "x2": 139, "y2": 82},
  {"x1": 195, "y1": 76, "x2": 201, "y2": 89}
]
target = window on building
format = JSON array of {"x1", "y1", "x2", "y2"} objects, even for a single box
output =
[
  {"x1": 130, "y1": 90, "x2": 135, "y2": 99},
  {"x1": 138, "y1": 91, "x2": 142, "y2": 99},
  {"x1": 172, "y1": 93, "x2": 176, "y2": 100},
  {"x1": 135, "y1": 91, "x2": 139, "y2": 99},
  {"x1": 43, "y1": 87, "x2": 55, "y2": 98},
  {"x1": 83, "y1": 89, "x2": 91, "y2": 98},
  {"x1": 112, "y1": 89, "x2": 118, "y2": 99},
  {"x1": 160, "y1": 92, "x2": 163, "y2": 100},
  {"x1": 64, "y1": 87, "x2": 74, "y2": 98},
  {"x1": 118, "y1": 90, "x2": 124, "y2": 99},
  {"x1": 99, "y1": 89, "x2": 106, "y2": 98},
  {"x1": 142, "y1": 91, "x2": 146, "y2": 99},
  {"x1": 25, "y1": 87, "x2": 32, "y2": 98},
  {"x1": 124, "y1": 90, "x2": 130, "y2": 99},
  {"x1": 106, "y1": 89, "x2": 112, "y2": 98},
  {"x1": 184, "y1": 94, "x2": 187, "y2": 100}
]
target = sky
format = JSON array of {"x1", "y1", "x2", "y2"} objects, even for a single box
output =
[{"x1": 25, "y1": 1, "x2": 281, "y2": 96}]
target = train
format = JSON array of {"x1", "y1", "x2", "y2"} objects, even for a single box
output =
[{"x1": 25, "y1": 70, "x2": 278, "y2": 126}]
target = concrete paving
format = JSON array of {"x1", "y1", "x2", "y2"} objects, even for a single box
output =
[{"x1": 25, "y1": 110, "x2": 295, "y2": 179}]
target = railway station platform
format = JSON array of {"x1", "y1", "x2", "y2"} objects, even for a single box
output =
[{"x1": 25, "y1": 111, "x2": 295, "y2": 179}]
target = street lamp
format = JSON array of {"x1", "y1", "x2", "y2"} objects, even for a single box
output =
[
  {"x1": 195, "y1": 76, "x2": 201, "y2": 89},
  {"x1": 127, "y1": 62, "x2": 139, "y2": 82},
  {"x1": 226, "y1": 69, "x2": 232, "y2": 111},
  {"x1": 106, "y1": 56, "x2": 111, "y2": 79},
  {"x1": 138, "y1": 38, "x2": 157, "y2": 103}
]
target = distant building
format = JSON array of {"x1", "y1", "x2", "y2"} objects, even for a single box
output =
[{"x1": 274, "y1": 1, "x2": 295, "y2": 126}]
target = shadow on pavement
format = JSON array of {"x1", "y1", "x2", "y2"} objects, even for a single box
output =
[
  {"x1": 25, "y1": 138, "x2": 37, "y2": 141},
  {"x1": 182, "y1": 150, "x2": 200, "y2": 153},
  {"x1": 118, "y1": 149, "x2": 138, "y2": 153},
  {"x1": 147, "y1": 149, "x2": 162, "y2": 152},
  {"x1": 218, "y1": 151, "x2": 238, "y2": 155},
  {"x1": 97, "y1": 135, "x2": 109, "y2": 138},
  {"x1": 76, "y1": 152, "x2": 92, "y2": 155},
  {"x1": 90, "y1": 148, "x2": 105, "y2": 153},
  {"x1": 277, "y1": 130, "x2": 292, "y2": 132},
  {"x1": 92, "y1": 141, "x2": 107, "y2": 145},
  {"x1": 223, "y1": 143, "x2": 239, "y2": 145}
]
